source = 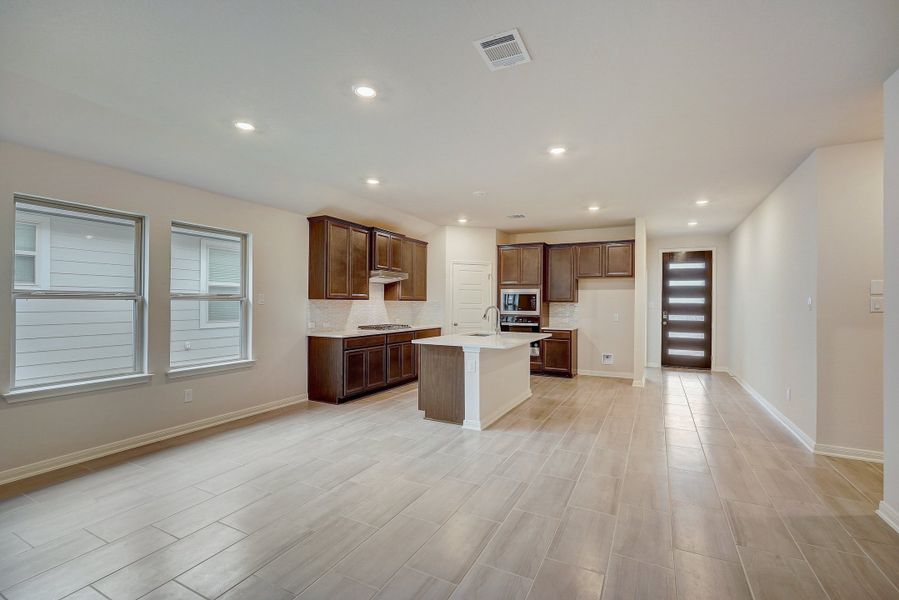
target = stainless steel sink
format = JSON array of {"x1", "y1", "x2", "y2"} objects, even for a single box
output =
[{"x1": 466, "y1": 333, "x2": 495, "y2": 337}]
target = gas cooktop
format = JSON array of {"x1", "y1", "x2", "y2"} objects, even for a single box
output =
[{"x1": 357, "y1": 324, "x2": 412, "y2": 331}]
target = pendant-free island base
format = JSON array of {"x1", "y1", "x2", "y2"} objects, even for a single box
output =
[{"x1": 413, "y1": 331, "x2": 551, "y2": 430}]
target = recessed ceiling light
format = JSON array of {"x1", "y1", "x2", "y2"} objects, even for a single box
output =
[
  {"x1": 84, "y1": 234, "x2": 94, "y2": 240},
  {"x1": 473, "y1": 191, "x2": 488, "y2": 198},
  {"x1": 457, "y1": 217, "x2": 468, "y2": 224},
  {"x1": 548, "y1": 146, "x2": 567, "y2": 155},
  {"x1": 365, "y1": 178, "x2": 380, "y2": 185},
  {"x1": 588, "y1": 205, "x2": 600, "y2": 212},
  {"x1": 695, "y1": 199, "x2": 710, "y2": 206},
  {"x1": 687, "y1": 221, "x2": 698, "y2": 226},
  {"x1": 233, "y1": 121, "x2": 255, "y2": 132},
  {"x1": 353, "y1": 85, "x2": 377, "y2": 99}
]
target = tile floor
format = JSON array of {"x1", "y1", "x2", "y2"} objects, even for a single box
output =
[{"x1": 0, "y1": 370, "x2": 897, "y2": 599}]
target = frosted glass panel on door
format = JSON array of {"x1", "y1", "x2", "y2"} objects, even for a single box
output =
[
  {"x1": 669, "y1": 314, "x2": 705, "y2": 322},
  {"x1": 668, "y1": 331, "x2": 705, "y2": 339},
  {"x1": 667, "y1": 348, "x2": 705, "y2": 357},
  {"x1": 668, "y1": 262, "x2": 705, "y2": 270}
]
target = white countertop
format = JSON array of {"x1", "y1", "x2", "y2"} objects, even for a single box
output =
[
  {"x1": 542, "y1": 326, "x2": 578, "y2": 331},
  {"x1": 308, "y1": 324, "x2": 442, "y2": 339},
  {"x1": 413, "y1": 331, "x2": 550, "y2": 349}
]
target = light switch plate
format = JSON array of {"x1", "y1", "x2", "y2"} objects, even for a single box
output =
[
  {"x1": 871, "y1": 280, "x2": 884, "y2": 295},
  {"x1": 870, "y1": 296, "x2": 884, "y2": 313}
]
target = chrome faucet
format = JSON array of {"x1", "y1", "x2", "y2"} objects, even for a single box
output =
[{"x1": 482, "y1": 306, "x2": 501, "y2": 334}]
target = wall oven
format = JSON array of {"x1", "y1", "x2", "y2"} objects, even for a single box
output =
[
  {"x1": 500, "y1": 315, "x2": 542, "y2": 358},
  {"x1": 500, "y1": 288, "x2": 541, "y2": 316}
]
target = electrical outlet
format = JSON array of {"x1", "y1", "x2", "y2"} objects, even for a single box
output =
[
  {"x1": 183, "y1": 341, "x2": 191, "y2": 351},
  {"x1": 786, "y1": 386, "x2": 791, "y2": 402},
  {"x1": 257, "y1": 293, "x2": 265, "y2": 305},
  {"x1": 602, "y1": 353, "x2": 614, "y2": 365},
  {"x1": 184, "y1": 389, "x2": 193, "y2": 403},
  {"x1": 612, "y1": 313, "x2": 620, "y2": 323},
  {"x1": 870, "y1": 296, "x2": 884, "y2": 313},
  {"x1": 308, "y1": 322, "x2": 315, "y2": 329}
]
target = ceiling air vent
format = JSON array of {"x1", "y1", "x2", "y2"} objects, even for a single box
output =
[
  {"x1": 474, "y1": 28, "x2": 531, "y2": 71},
  {"x1": 506, "y1": 214, "x2": 527, "y2": 220}
]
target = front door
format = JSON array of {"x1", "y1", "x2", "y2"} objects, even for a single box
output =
[
  {"x1": 661, "y1": 250, "x2": 712, "y2": 369},
  {"x1": 451, "y1": 262, "x2": 492, "y2": 333}
]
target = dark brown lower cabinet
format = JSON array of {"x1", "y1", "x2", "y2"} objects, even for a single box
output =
[
  {"x1": 309, "y1": 328, "x2": 441, "y2": 403},
  {"x1": 538, "y1": 329, "x2": 578, "y2": 377}
]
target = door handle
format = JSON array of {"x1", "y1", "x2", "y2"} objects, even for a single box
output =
[{"x1": 662, "y1": 310, "x2": 668, "y2": 326}]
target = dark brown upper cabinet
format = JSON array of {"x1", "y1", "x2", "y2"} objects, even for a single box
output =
[
  {"x1": 604, "y1": 241, "x2": 635, "y2": 277},
  {"x1": 308, "y1": 216, "x2": 370, "y2": 300},
  {"x1": 575, "y1": 243, "x2": 604, "y2": 278},
  {"x1": 371, "y1": 228, "x2": 405, "y2": 272},
  {"x1": 498, "y1": 243, "x2": 545, "y2": 287},
  {"x1": 385, "y1": 237, "x2": 428, "y2": 301},
  {"x1": 546, "y1": 245, "x2": 577, "y2": 302}
]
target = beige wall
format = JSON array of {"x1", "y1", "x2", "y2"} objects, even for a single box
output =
[
  {"x1": 729, "y1": 152, "x2": 819, "y2": 442},
  {"x1": 0, "y1": 142, "x2": 308, "y2": 474},
  {"x1": 816, "y1": 141, "x2": 884, "y2": 453},
  {"x1": 883, "y1": 69, "x2": 899, "y2": 523},
  {"x1": 506, "y1": 225, "x2": 635, "y2": 245},
  {"x1": 729, "y1": 140, "x2": 884, "y2": 454},
  {"x1": 647, "y1": 234, "x2": 730, "y2": 370}
]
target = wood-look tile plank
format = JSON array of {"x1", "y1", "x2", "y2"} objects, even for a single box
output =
[
  {"x1": 709, "y1": 466, "x2": 771, "y2": 506},
  {"x1": 856, "y1": 539, "x2": 899, "y2": 590},
  {"x1": 668, "y1": 468, "x2": 720, "y2": 509},
  {"x1": 492, "y1": 451, "x2": 547, "y2": 483},
  {"x1": 372, "y1": 567, "x2": 455, "y2": 600},
  {"x1": 819, "y1": 495, "x2": 899, "y2": 545},
  {"x1": 479, "y1": 509, "x2": 559, "y2": 578},
  {"x1": 408, "y1": 512, "x2": 498, "y2": 584},
  {"x1": 3, "y1": 527, "x2": 175, "y2": 600},
  {"x1": 672, "y1": 504, "x2": 739, "y2": 563},
  {"x1": 93, "y1": 522, "x2": 244, "y2": 600},
  {"x1": 611, "y1": 504, "x2": 674, "y2": 569},
  {"x1": 254, "y1": 516, "x2": 376, "y2": 595},
  {"x1": 294, "y1": 573, "x2": 376, "y2": 600},
  {"x1": 539, "y1": 449, "x2": 586, "y2": 480},
  {"x1": 673, "y1": 549, "x2": 752, "y2": 600},
  {"x1": 220, "y1": 480, "x2": 322, "y2": 533},
  {"x1": 825, "y1": 457, "x2": 884, "y2": 503},
  {"x1": 723, "y1": 500, "x2": 802, "y2": 558},
  {"x1": 600, "y1": 555, "x2": 675, "y2": 600},
  {"x1": 666, "y1": 445, "x2": 709, "y2": 473},
  {"x1": 458, "y1": 476, "x2": 528, "y2": 523},
  {"x1": 514, "y1": 474, "x2": 575, "y2": 519},
  {"x1": 401, "y1": 478, "x2": 477, "y2": 525},
  {"x1": 334, "y1": 514, "x2": 439, "y2": 588},
  {"x1": 775, "y1": 498, "x2": 864, "y2": 554},
  {"x1": 619, "y1": 470, "x2": 669, "y2": 511},
  {"x1": 217, "y1": 574, "x2": 295, "y2": 600},
  {"x1": 0, "y1": 529, "x2": 105, "y2": 590},
  {"x1": 137, "y1": 581, "x2": 206, "y2": 600},
  {"x1": 525, "y1": 558, "x2": 604, "y2": 600},
  {"x1": 801, "y1": 542, "x2": 898, "y2": 600},
  {"x1": 154, "y1": 484, "x2": 267, "y2": 538},
  {"x1": 547, "y1": 506, "x2": 615, "y2": 573},
  {"x1": 582, "y1": 449, "x2": 627, "y2": 478},
  {"x1": 795, "y1": 466, "x2": 871, "y2": 503},
  {"x1": 568, "y1": 473, "x2": 621, "y2": 515},
  {"x1": 738, "y1": 546, "x2": 826, "y2": 600},
  {"x1": 449, "y1": 564, "x2": 531, "y2": 600}
]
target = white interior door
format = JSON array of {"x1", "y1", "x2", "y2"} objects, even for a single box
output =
[{"x1": 451, "y1": 262, "x2": 492, "y2": 333}]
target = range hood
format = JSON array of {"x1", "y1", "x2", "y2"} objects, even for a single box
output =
[{"x1": 369, "y1": 269, "x2": 409, "y2": 284}]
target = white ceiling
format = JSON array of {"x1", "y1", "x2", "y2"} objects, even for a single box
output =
[{"x1": 1, "y1": 1, "x2": 898, "y2": 237}]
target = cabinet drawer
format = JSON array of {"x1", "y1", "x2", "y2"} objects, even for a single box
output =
[
  {"x1": 387, "y1": 332, "x2": 415, "y2": 344},
  {"x1": 344, "y1": 335, "x2": 386, "y2": 350},
  {"x1": 542, "y1": 329, "x2": 572, "y2": 340},
  {"x1": 414, "y1": 328, "x2": 442, "y2": 339}
]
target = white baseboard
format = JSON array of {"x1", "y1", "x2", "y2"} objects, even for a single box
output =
[
  {"x1": 578, "y1": 370, "x2": 634, "y2": 380},
  {"x1": 877, "y1": 501, "x2": 899, "y2": 534},
  {"x1": 0, "y1": 394, "x2": 308, "y2": 486},
  {"x1": 646, "y1": 362, "x2": 660, "y2": 369},
  {"x1": 632, "y1": 378, "x2": 645, "y2": 388},
  {"x1": 729, "y1": 374, "x2": 816, "y2": 453},
  {"x1": 712, "y1": 366, "x2": 731, "y2": 373},
  {"x1": 814, "y1": 444, "x2": 883, "y2": 463},
  {"x1": 463, "y1": 389, "x2": 532, "y2": 431}
]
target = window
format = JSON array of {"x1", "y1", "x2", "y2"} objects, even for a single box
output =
[
  {"x1": 170, "y1": 223, "x2": 250, "y2": 370},
  {"x1": 10, "y1": 196, "x2": 146, "y2": 393}
]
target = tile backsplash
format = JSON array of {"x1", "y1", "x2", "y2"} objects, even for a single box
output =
[
  {"x1": 308, "y1": 283, "x2": 443, "y2": 330},
  {"x1": 548, "y1": 302, "x2": 580, "y2": 326}
]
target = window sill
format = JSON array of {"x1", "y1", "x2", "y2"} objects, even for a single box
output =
[
  {"x1": 3, "y1": 373, "x2": 153, "y2": 403},
  {"x1": 166, "y1": 359, "x2": 256, "y2": 380}
]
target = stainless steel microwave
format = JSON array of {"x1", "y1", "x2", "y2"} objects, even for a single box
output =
[{"x1": 500, "y1": 288, "x2": 541, "y2": 315}]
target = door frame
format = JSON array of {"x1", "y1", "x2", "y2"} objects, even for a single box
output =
[
  {"x1": 655, "y1": 246, "x2": 720, "y2": 371},
  {"x1": 448, "y1": 260, "x2": 493, "y2": 334}
]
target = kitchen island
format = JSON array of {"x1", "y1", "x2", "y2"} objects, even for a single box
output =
[{"x1": 413, "y1": 331, "x2": 550, "y2": 430}]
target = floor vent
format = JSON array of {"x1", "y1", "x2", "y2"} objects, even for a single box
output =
[{"x1": 474, "y1": 29, "x2": 531, "y2": 71}]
